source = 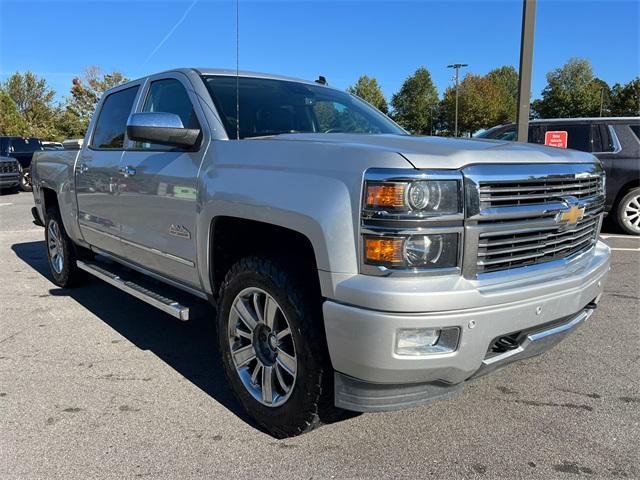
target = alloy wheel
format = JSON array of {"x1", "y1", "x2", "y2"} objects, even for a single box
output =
[
  {"x1": 622, "y1": 193, "x2": 640, "y2": 233},
  {"x1": 48, "y1": 220, "x2": 64, "y2": 274},
  {"x1": 228, "y1": 287, "x2": 297, "y2": 407}
]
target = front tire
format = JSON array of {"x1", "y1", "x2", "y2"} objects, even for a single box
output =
[
  {"x1": 616, "y1": 187, "x2": 640, "y2": 236},
  {"x1": 45, "y1": 207, "x2": 84, "y2": 287},
  {"x1": 217, "y1": 256, "x2": 336, "y2": 438},
  {"x1": 20, "y1": 167, "x2": 32, "y2": 192}
]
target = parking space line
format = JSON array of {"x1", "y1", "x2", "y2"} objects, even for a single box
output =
[
  {"x1": 600, "y1": 234, "x2": 640, "y2": 240},
  {"x1": 0, "y1": 203, "x2": 14, "y2": 207},
  {"x1": 610, "y1": 247, "x2": 640, "y2": 252}
]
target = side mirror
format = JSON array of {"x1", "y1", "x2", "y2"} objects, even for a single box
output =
[{"x1": 126, "y1": 112, "x2": 200, "y2": 148}]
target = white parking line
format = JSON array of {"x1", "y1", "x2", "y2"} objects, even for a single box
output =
[
  {"x1": 0, "y1": 203, "x2": 14, "y2": 207},
  {"x1": 610, "y1": 247, "x2": 640, "y2": 252},
  {"x1": 600, "y1": 234, "x2": 640, "y2": 240}
]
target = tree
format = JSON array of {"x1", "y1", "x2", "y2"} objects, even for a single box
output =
[
  {"x1": 486, "y1": 66, "x2": 518, "y2": 123},
  {"x1": 441, "y1": 73, "x2": 503, "y2": 136},
  {"x1": 610, "y1": 78, "x2": 640, "y2": 116},
  {"x1": 67, "y1": 66, "x2": 129, "y2": 134},
  {"x1": 532, "y1": 58, "x2": 607, "y2": 118},
  {"x1": 0, "y1": 91, "x2": 27, "y2": 136},
  {"x1": 347, "y1": 75, "x2": 388, "y2": 114},
  {"x1": 391, "y1": 67, "x2": 439, "y2": 134},
  {"x1": 1, "y1": 71, "x2": 58, "y2": 138}
]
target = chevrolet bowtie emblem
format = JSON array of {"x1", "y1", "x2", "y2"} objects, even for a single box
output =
[{"x1": 558, "y1": 205, "x2": 585, "y2": 226}]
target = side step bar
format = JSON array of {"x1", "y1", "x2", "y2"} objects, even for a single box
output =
[{"x1": 77, "y1": 260, "x2": 190, "y2": 321}]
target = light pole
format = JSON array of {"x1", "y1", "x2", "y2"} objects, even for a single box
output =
[
  {"x1": 515, "y1": 0, "x2": 536, "y2": 142},
  {"x1": 447, "y1": 63, "x2": 468, "y2": 137}
]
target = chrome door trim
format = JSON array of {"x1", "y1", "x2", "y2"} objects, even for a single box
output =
[
  {"x1": 91, "y1": 248, "x2": 207, "y2": 300},
  {"x1": 119, "y1": 237, "x2": 196, "y2": 267},
  {"x1": 79, "y1": 222, "x2": 121, "y2": 241}
]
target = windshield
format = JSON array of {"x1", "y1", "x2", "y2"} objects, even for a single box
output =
[
  {"x1": 202, "y1": 76, "x2": 406, "y2": 139},
  {"x1": 10, "y1": 137, "x2": 43, "y2": 153}
]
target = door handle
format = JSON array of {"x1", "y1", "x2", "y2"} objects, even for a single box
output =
[
  {"x1": 118, "y1": 166, "x2": 136, "y2": 177},
  {"x1": 78, "y1": 163, "x2": 89, "y2": 174}
]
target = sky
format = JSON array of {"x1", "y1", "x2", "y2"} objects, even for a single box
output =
[{"x1": 0, "y1": 0, "x2": 638, "y2": 104}]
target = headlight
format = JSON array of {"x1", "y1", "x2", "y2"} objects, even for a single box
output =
[
  {"x1": 365, "y1": 180, "x2": 460, "y2": 215},
  {"x1": 364, "y1": 233, "x2": 459, "y2": 269}
]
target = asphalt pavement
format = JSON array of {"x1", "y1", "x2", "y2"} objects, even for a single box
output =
[{"x1": 1, "y1": 190, "x2": 639, "y2": 479}]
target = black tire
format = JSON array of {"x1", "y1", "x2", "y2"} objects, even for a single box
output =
[
  {"x1": 616, "y1": 187, "x2": 640, "y2": 236},
  {"x1": 44, "y1": 207, "x2": 85, "y2": 287},
  {"x1": 20, "y1": 167, "x2": 32, "y2": 192},
  {"x1": 217, "y1": 256, "x2": 339, "y2": 438}
]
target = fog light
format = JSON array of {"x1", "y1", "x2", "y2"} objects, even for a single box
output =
[{"x1": 395, "y1": 327, "x2": 459, "y2": 356}]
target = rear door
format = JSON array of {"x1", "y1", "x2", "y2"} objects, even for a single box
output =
[
  {"x1": 117, "y1": 73, "x2": 208, "y2": 287},
  {"x1": 75, "y1": 84, "x2": 141, "y2": 256}
]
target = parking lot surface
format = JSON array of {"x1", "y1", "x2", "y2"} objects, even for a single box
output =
[{"x1": 1, "y1": 190, "x2": 639, "y2": 479}]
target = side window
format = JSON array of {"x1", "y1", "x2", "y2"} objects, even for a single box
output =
[
  {"x1": 552, "y1": 124, "x2": 591, "y2": 152},
  {"x1": 91, "y1": 87, "x2": 139, "y2": 149},
  {"x1": 528, "y1": 125, "x2": 544, "y2": 144},
  {"x1": 136, "y1": 78, "x2": 200, "y2": 150},
  {"x1": 630, "y1": 124, "x2": 640, "y2": 141}
]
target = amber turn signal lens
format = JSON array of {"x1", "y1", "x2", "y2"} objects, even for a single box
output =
[
  {"x1": 365, "y1": 184, "x2": 406, "y2": 209},
  {"x1": 365, "y1": 237, "x2": 404, "y2": 265}
]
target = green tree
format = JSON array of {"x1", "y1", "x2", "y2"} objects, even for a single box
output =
[
  {"x1": 67, "y1": 66, "x2": 129, "y2": 134},
  {"x1": 532, "y1": 58, "x2": 607, "y2": 118},
  {"x1": 0, "y1": 91, "x2": 27, "y2": 136},
  {"x1": 441, "y1": 73, "x2": 503, "y2": 136},
  {"x1": 347, "y1": 75, "x2": 388, "y2": 114},
  {"x1": 1, "y1": 71, "x2": 58, "y2": 138},
  {"x1": 391, "y1": 67, "x2": 439, "y2": 134},
  {"x1": 486, "y1": 66, "x2": 518, "y2": 123},
  {"x1": 610, "y1": 78, "x2": 640, "y2": 116}
]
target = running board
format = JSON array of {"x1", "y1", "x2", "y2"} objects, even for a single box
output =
[{"x1": 77, "y1": 260, "x2": 190, "y2": 321}]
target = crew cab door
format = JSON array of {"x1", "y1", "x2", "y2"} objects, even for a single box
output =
[
  {"x1": 117, "y1": 73, "x2": 207, "y2": 288},
  {"x1": 76, "y1": 84, "x2": 141, "y2": 256}
]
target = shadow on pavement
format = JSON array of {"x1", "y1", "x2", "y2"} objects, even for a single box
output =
[{"x1": 11, "y1": 240, "x2": 259, "y2": 430}]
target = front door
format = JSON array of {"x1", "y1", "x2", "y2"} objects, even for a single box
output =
[
  {"x1": 76, "y1": 85, "x2": 140, "y2": 256},
  {"x1": 117, "y1": 74, "x2": 207, "y2": 288}
]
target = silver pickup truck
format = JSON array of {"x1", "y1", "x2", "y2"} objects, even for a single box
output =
[{"x1": 32, "y1": 68, "x2": 611, "y2": 438}]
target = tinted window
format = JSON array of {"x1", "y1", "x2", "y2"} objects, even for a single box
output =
[
  {"x1": 136, "y1": 78, "x2": 200, "y2": 150},
  {"x1": 91, "y1": 87, "x2": 139, "y2": 149},
  {"x1": 630, "y1": 125, "x2": 640, "y2": 141},
  {"x1": 202, "y1": 76, "x2": 405, "y2": 139},
  {"x1": 547, "y1": 124, "x2": 591, "y2": 152},
  {"x1": 9, "y1": 137, "x2": 43, "y2": 153}
]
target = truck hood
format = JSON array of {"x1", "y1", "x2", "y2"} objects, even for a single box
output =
[{"x1": 270, "y1": 133, "x2": 596, "y2": 169}]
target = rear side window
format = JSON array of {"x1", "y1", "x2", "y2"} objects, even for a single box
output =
[
  {"x1": 136, "y1": 78, "x2": 200, "y2": 150},
  {"x1": 630, "y1": 125, "x2": 640, "y2": 141},
  {"x1": 548, "y1": 124, "x2": 591, "y2": 152},
  {"x1": 10, "y1": 138, "x2": 43, "y2": 153},
  {"x1": 91, "y1": 87, "x2": 139, "y2": 149}
]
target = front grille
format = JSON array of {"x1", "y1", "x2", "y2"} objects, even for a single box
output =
[
  {"x1": 477, "y1": 213, "x2": 600, "y2": 274},
  {"x1": 479, "y1": 175, "x2": 603, "y2": 207},
  {"x1": 0, "y1": 161, "x2": 18, "y2": 174},
  {"x1": 463, "y1": 164, "x2": 605, "y2": 278}
]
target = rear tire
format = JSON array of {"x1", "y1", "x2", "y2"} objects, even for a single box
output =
[
  {"x1": 217, "y1": 256, "x2": 340, "y2": 438},
  {"x1": 616, "y1": 187, "x2": 640, "y2": 236},
  {"x1": 20, "y1": 167, "x2": 32, "y2": 192},
  {"x1": 45, "y1": 207, "x2": 85, "y2": 287}
]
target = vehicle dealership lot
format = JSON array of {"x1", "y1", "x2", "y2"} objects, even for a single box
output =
[{"x1": 1, "y1": 191, "x2": 638, "y2": 479}]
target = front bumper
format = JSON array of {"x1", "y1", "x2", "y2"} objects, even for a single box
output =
[{"x1": 323, "y1": 242, "x2": 610, "y2": 411}]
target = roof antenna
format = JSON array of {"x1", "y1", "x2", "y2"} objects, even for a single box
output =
[
  {"x1": 235, "y1": 0, "x2": 240, "y2": 140},
  {"x1": 315, "y1": 75, "x2": 328, "y2": 86}
]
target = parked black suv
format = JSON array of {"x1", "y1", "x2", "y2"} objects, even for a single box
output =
[
  {"x1": 0, "y1": 136, "x2": 44, "y2": 192},
  {"x1": 476, "y1": 118, "x2": 640, "y2": 235}
]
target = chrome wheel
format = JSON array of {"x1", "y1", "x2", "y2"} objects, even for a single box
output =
[
  {"x1": 47, "y1": 220, "x2": 64, "y2": 274},
  {"x1": 228, "y1": 287, "x2": 297, "y2": 407},
  {"x1": 622, "y1": 193, "x2": 640, "y2": 233}
]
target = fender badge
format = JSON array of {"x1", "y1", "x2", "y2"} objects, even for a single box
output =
[{"x1": 169, "y1": 224, "x2": 191, "y2": 239}]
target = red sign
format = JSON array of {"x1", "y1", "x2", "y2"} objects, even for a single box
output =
[{"x1": 545, "y1": 131, "x2": 568, "y2": 149}]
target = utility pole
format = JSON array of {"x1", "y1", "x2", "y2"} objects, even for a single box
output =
[
  {"x1": 447, "y1": 63, "x2": 468, "y2": 137},
  {"x1": 515, "y1": 0, "x2": 537, "y2": 142},
  {"x1": 599, "y1": 87, "x2": 605, "y2": 117}
]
